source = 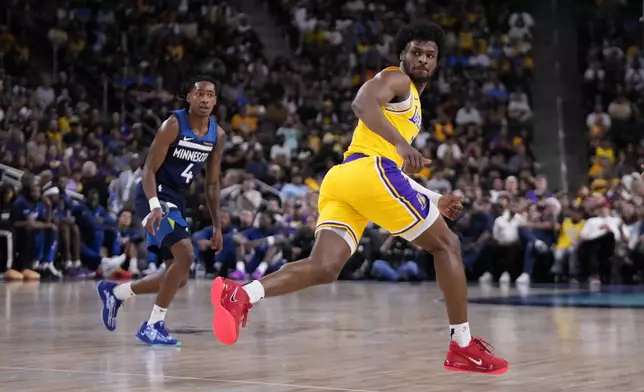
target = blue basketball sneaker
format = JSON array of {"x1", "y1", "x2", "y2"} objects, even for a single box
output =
[
  {"x1": 97, "y1": 280, "x2": 123, "y2": 331},
  {"x1": 135, "y1": 321, "x2": 181, "y2": 346}
]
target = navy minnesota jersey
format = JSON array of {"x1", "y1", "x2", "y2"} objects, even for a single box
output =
[{"x1": 142, "y1": 109, "x2": 218, "y2": 213}]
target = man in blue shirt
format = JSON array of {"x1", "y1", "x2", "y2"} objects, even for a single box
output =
[
  {"x1": 228, "y1": 211, "x2": 285, "y2": 280},
  {"x1": 192, "y1": 210, "x2": 236, "y2": 275},
  {"x1": 10, "y1": 182, "x2": 53, "y2": 280},
  {"x1": 116, "y1": 208, "x2": 144, "y2": 277},
  {"x1": 74, "y1": 189, "x2": 126, "y2": 273},
  {"x1": 35, "y1": 185, "x2": 65, "y2": 279}
]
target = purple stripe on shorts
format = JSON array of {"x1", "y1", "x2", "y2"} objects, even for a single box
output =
[
  {"x1": 378, "y1": 157, "x2": 430, "y2": 220},
  {"x1": 342, "y1": 153, "x2": 369, "y2": 164}
]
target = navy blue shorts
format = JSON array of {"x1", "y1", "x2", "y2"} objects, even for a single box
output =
[{"x1": 134, "y1": 196, "x2": 191, "y2": 261}]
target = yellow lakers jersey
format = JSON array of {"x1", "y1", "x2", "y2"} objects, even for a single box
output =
[
  {"x1": 345, "y1": 66, "x2": 422, "y2": 167},
  {"x1": 555, "y1": 218, "x2": 585, "y2": 249}
]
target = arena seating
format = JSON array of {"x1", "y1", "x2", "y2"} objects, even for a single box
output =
[
  {"x1": 3, "y1": 0, "x2": 638, "y2": 286},
  {"x1": 573, "y1": 0, "x2": 644, "y2": 285}
]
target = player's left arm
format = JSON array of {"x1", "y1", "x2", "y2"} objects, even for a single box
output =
[{"x1": 204, "y1": 125, "x2": 226, "y2": 228}]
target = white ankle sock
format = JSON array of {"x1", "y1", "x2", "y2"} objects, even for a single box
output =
[
  {"x1": 129, "y1": 258, "x2": 139, "y2": 271},
  {"x1": 256, "y1": 262, "x2": 268, "y2": 274},
  {"x1": 450, "y1": 322, "x2": 472, "y2": 348},
  {"x1": 148, "y1": 305, "x2": 167, "y2": 325},
  {"x1": 236, "y1": 261, "x2": 246, "y2": 273},
  {"x1": 242, "y1": 280, "x2": 265, "y2": 304},
  {"x1": 113, "y1": 282, "x2": 136, "y2": 300}
]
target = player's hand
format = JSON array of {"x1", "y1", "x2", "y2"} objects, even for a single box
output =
[
  {"x1": 145, "y1": 208, "x2": 163, "y2": 235},
  {"x1": 437, "y1": 194, "x2": 464, "y2": 221},
  {"x1": 211, "y1": 226, "x2": 223, "y2": 254},
  {"x1": 396, "y1": 142, "x2": 430, "y2": 173}
]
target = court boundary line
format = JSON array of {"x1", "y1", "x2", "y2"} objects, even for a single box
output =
[{"x1": 0, "y1": 366, "x2": 380, "y2": 392}]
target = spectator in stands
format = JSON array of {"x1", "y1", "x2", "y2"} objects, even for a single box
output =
[
  {"x1": 516, "y1": 201, "x2": 556, "y2": 284},
  {"x1": 551, "y1": 207, "x2": 585, "y2": 283},
  {"x1": 578, "y1": 201, "x2": 627, "y2": 285},
  {"x1": 10, "y1": 180, "x2": 47, "y2": 280},
  {"x1": 228, "y1": 211, "x2": 285, "y2": 280},
  {"x1": 73, "y1": 189, "x2": 125, "y2": 275},
  {"x1": 114, "y1": 209, "x2": 144, "y2": 278},
  {"x1": 291, "y1": 215, "x2": 316, "y2": 261},
  {"x1": 485, "y1": 198, "x2": 525, "y2": 284},
  {"x1": 371, "y1": 235, "x2": 421, "y2": 282},
  {"x1": 193, "y1": 210, "x2": 235, "y2": 274},
  {"x1": 36, "y1": 185, "x2": 63, "y2": 279},
  {"x1": 459, "y1": 198, "x2": 494, "y2": 269}
]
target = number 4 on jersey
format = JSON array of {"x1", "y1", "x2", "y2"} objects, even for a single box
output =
[{"x1": 181, "y1": 163, "x2": 195, "y2": 184}]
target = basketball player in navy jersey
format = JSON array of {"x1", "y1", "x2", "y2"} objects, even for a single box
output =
[{"x1": 97, "y1": 76, "x2": 225, "y2": 346}]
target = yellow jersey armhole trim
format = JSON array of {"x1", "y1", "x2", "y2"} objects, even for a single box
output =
[{"x1": 382, "y1": 66, "x2": 404, "y2": 73}]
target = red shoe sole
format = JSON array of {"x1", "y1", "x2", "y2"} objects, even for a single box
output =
[
  {"x1": 210, "y1": 277, "x2": 239, "y2": 345},
  {"x1": 444, "y1": 364, "x2": 509, "y2": 375}
]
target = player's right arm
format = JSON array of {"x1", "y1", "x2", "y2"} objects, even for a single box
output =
[
  {"x1": 141, "y1": 116, "x2": 179, "y2": 234},
  {"x1": 351, "y1": 70, "x2": 427, "y2": 172}
]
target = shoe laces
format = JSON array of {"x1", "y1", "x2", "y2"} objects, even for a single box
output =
[
  {"x1": 472, "y1": 337, "x2": 494, "y2": 354},
  {"x1": 157, "y1": 321, "x2": 171, "y2": 335},
  {"x1": 240, "y1": 303, "x2": 253, "y2": 328}
]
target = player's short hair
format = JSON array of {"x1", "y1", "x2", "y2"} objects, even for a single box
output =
[
  {"x1": 181, "y1": 75, "x2": 219, "y2": 97},
  {"x1": 394, "y1": 22, "x2": 445, "y2": 60}
]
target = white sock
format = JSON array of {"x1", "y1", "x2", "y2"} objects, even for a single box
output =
[
  {"x1": 236, "y1": 261, "x2": 246, "y2": 273},
  {"x1": 129, "y1": 258, "x2": 139, "y2": 272},
  {"x1": 113, "y1": 253, "x2": 127, "y2": 264},
  {"x1": 148, "y1": 304, "x2": 167, "y2": 325},
  {"x1": 113, "y1": 282, "x2": 136, "y2": 300},
  {"x1": 242, "y1": 280, "x2": 265, "y2": 304},
  {"x1": 256, "y1": 262, "x2": 268, "y2": 274},
  {"x1": 450, "y1": 322, "x2": 472, "y2": 348},
  {"x1": 74, "y1": 260, "x2": 82, "y2": 268}
]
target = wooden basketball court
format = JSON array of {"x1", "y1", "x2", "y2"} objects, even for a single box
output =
[{"x1": 0, "y1": 280, "x2": 640, "y2": 391}]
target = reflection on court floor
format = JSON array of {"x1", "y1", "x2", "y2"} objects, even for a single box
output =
[{"x1": 469, "y1": 284, "x2": 644, "y2": 308}]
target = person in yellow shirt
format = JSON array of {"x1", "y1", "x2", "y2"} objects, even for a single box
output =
[
  {"x1": 594, "y1": 138, "x2": 615, "y2": 164},
  {"x1": 231, "y1": 106, "x2": 258, "y2": 135},
  {"x1": 434, "y1": 115, "x2": 454, "y2": 142},
  {"x1": 551, "y1": 208, "x2": 585, "y2": 281},
  {"x1": 458, "y1": 26, "x2": 474, "y2": 53}
]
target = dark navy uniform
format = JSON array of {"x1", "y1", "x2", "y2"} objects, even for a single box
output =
[{"x1": 135, "y1": 109, "x2": 218, "y2": 260}]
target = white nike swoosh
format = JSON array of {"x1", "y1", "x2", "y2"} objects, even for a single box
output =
[
  {"x1": 183, "y1": 137, "x2": 195, "y2": 141},
  {"x1": 466, "y1": 356, "x2": 482, "y2": 366},
  {"x1": 230, "y1": 287, "x2": 239, "y2": 302}
]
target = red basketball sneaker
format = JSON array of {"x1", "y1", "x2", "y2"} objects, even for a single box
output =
[
  {"x1": 210, "y1": 277, "x2": 253, "y2": 345},
  {"x1": 444, "y1": 337, "x2": 509, "y2": 375}
]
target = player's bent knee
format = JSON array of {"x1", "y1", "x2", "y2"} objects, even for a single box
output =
[
  {"x1": 306, "y1": 254, "x2": 344, "y2": 285},
  {"x1": 169, "y1": 239, "x2": 194, "y2": 270},
  {"x1": 443, "y1": 232, "x2": 462, "y2": 255},
  {"x1": 414, "y1": 217, "x2": 461, "y2": 255}
]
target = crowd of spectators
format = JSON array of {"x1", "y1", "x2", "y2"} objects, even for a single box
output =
[
  {"x1": 1, "y1": 0, "x2": 643, "y2": 287},
  {"x1": 573, "y1": 0, "x2": 644, "y2": 286}
]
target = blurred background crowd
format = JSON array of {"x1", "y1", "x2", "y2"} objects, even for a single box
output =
[{"x1": 0, "y1": 0, "x2": 643, "y2": 288}]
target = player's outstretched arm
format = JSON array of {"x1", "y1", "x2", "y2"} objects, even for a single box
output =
[
  {"x1": 351, "y1": 70, "x2": 412, "y2": 148},
  {"x1": 205, "y1": 126, "x2": 226, "y2": 230},
  {"x1": 141, "y1": 116, "x2": 180, "y2": 209}
]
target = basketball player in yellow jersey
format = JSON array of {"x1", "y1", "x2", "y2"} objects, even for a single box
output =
[{"x1": 211, "y1": 22, "x2": 508, "y2": 375}]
